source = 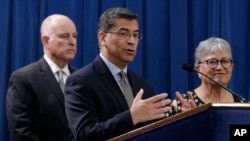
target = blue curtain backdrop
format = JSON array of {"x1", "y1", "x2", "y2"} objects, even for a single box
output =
[{"x1": 1, "y1": 0, "x2": 250, "y2": 140}]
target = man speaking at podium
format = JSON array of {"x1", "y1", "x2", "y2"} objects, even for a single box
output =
[{"x1": 64, "y1": 7, "x2": 192, "y2": 141}]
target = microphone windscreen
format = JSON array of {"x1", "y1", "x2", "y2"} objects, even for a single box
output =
[{"x1": 182, "y1": 63, "x2": 194, "y2": 72}]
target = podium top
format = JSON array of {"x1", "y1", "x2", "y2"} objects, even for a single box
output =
[
  {"x1": 211, "y1": 103, "x2": 250, "y2": 107},
  {"x1": 108, "y1": 102, "x2": 250, "y2": 141}
]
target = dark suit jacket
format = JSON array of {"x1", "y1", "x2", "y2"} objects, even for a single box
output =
[
  {"x1": 6, "y1": 57, "x2": 77, "y2": 141},
  {"x1": 65, "y1": 55, "x2": 156, "y2": 141}
]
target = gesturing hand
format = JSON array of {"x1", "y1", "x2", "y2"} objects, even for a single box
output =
[
  {"x1": 130, "y1": 89, "x2": 172, "y2": 125},
  {"x1": 175, "y1": 91, "x2": 196, "y2": 112}
]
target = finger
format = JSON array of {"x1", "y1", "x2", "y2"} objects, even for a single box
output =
[
  {"x1": 154, "y1": 106, "x2": 172, "y2": 118},
  {"x1": 155, "y1": 99, "x2": 172, "y2": 108},
  {"x1": 175, "y1": 91, "x2": 186, "y2": 105},
  {"x1": 164, "y1": 99, "x2": 172, "y2": 106},
  {"x1": 188, "y1": 99, "x2": 196, "y2": 108},
  {"x1": 175, "y1": 91, "x2": 182, "y2": 100},
  {"x1": 153, "y1": 113, "x2": 166, "y2": 120},
  {"x1": 133, "y1": 88, "x2": 144, "y2": 103},
  {"x1": 147, "y1": 93, "x2": 168, "y2": 103},
  {"x1": 186, "y1": 91, "x2": 194, "y2": 101},
  {"x1": 159, "y1": 106, "x2": 172, "y2": 113}
]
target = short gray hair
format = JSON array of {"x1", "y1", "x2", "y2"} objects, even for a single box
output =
[
  {"x1": 40, "y1": 14, "x2": 71, "y2": 38},
  {"x1": 194, "y1": 37, "x2": 232, "y2": 64}
]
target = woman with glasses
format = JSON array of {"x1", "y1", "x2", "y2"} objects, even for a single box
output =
[{"x1": 172, "y1": 37, "x2": 248, "y2": 113}]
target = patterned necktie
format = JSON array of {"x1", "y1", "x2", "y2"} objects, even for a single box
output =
[
  {"x1": 57, "y1": 70, "x2": 65, "y2": 92},
  {"x1": 119, "y1": 71, "x2": 133, "y2": 107}
]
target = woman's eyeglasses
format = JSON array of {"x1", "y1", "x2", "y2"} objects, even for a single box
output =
[{"x1": 198, "y1": 59, "x2": 233, "y2": 69}]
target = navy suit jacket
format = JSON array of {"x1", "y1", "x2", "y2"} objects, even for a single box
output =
[
  {"x1": 65, "y1": 55, "x2": 156, "y2": 141},
  {"x1": 6, "y1": 57, "x2": 76, "y2": 141}
]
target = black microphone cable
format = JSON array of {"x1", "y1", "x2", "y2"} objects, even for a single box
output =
[{"x1": 182, "y1": 63, "x2": 237, "y2": 95}]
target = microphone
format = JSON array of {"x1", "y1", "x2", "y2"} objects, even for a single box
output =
[{"x1": 182, "y1": 63, "x2": 236, "y2": 95}]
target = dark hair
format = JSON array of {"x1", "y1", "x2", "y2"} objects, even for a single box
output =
[{"x1": 98, "y1": 7, "x2": 138, "y2": 32}]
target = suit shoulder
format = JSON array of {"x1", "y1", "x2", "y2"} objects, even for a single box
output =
[
  {"x1": 69, "y1": 63, "x2": 94, "y2": 77},
  {"x1": 11, "y1": 61, "x2": 40, "y2": 75},
  {"x1": 128, "y1": 71, "x2": 150, "y2": 83}
]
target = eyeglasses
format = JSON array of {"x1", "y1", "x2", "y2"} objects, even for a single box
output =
[
  {"x1": 198, "y1": 59, "x2": 233, "y2": 69},
  {"x1": 105, "y1": 31, "x2": 143, "y2": 40}
]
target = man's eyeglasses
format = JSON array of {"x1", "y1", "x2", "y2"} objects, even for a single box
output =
[
  {"x1": 105, "y1": 31, "x2": 143, "y2": 40},
  {"x1": 198, "y1": 59, "x2": 233, "y2": 69}
]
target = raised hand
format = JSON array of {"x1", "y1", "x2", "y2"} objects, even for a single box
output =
[
  {"x1": 175, "y1": 91, "x2": 196, "y2": 112},
  {"x1": 130, "y1": 89, "x2": 172, "y2": 125}
]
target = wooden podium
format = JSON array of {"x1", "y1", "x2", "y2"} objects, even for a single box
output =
[{"x1": 108, "y1": 103, "x2": 250, "y2": 141}]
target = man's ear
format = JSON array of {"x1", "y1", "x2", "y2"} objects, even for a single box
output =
[
  {"x1": 41, "y1": 36, "x2": 49, "y2": 45},
  {"x1": 98, "y1": 32, "x2": 106, "y2": 46}
]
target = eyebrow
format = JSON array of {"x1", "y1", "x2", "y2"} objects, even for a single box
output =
[
  {"x1": 206, "y1": 57, "x2": 231, "y2": 60},
  {"x1": 117, "y1": 28, "x2": 139, "y2": 33},
  {"x1": 58, "y1": 32, "x2": 78, "y2": 35}
]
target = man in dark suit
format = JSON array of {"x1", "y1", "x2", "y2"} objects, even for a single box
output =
[
  {"x1": 64, "y1": 7, "x2": 173, "y2": 141},
  {"x1": 6, "y1": 14, "x2": 77, "y2": 141}
]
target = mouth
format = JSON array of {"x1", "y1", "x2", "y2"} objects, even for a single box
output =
[
  {"x1": 66, "y1": 49, "x2": 76, "y2": 53},
  {"x1": 124, "y1": 48, "x2": 136, "y2": 54},
  {"x1": 214, "y1": 73, "x2": 225, "y2": 76}
]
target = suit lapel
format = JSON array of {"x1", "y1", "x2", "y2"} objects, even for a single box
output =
[
  {"x1": 38, "y1": 58, "x2": 74, "y2": 108},
  {"x1": 126, "y1": 71, "x2": 137, "y2": 96},
  {"x1": 94, "y1": 56, "x2": 129, "y2": 110}
]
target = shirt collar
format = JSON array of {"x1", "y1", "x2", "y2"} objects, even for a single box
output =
[
  {"x1": 99, "y1": 53, "x2": 127, "y2": 76},
  {"x1": 44, "y1": 54, "x2": 70, "y2": 75}
]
